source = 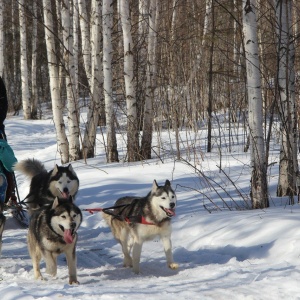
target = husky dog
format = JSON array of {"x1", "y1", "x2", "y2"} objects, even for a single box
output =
[
  {"x1": 14, "y1": 158, "x2": 79, "y2": 212},
  {"x1": 27, "y1": 197, "x2": 82, "y2": 284},
  {"x1": 103, "y1": 180, "x2": 179, "y2": 274}
]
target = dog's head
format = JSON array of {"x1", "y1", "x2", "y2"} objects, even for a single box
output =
[
  {"x1": 49, "y1": 164, "x2": 79, "y2": 199},
  {"x1": 151, "y1": 180, "x2": 176, "y2": 220},
  {"x1": 50, "y1": 197, "x2": 82, "y2": 244}
]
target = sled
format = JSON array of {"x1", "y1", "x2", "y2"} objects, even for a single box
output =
[{"x1": 0, "y1": 137, "x2": 29, "y2": 227}]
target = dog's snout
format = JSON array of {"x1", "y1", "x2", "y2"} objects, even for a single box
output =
[
  {"x1": 170, "y1": 202, "x2": 175, "y2": 209},
  {"x1": 70, "y1": 222, "x2": 76, "y2": 229},
  {"x1": 63, "y1": 187, "x2": 69, "y2": 193}
]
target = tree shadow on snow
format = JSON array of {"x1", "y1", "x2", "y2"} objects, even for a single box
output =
[{"x1": 173, "y1": 241, "x2": 275, "y2": 268}]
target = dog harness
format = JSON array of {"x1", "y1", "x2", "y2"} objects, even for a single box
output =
[{"x1": 84, "y1": 205, "x2": 156, "y2": 225}]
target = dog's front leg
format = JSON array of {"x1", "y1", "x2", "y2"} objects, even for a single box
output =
[
  {"x1": 31, "y1": 251, "x2": 43, "y2": 280},
  {"x1": 132, "y1": 241, "x2": 143, "y2": 274},
  {"x1": 161, "y1": 236, "x2": 178, "y2": 270},
  {"x1": 65, "y1": 246, "x2": 79, "y2": 285},
  {"x1": 43, "y1": 251, "x2": 57, "y2": 277}
]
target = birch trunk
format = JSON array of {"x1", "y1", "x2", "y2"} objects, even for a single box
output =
[
  {"x1": 141, "y1": 0, "x2": 158, "y2": 159},
  {"x1": 119, "y1": 0, "x2": 139, "y2": 162},
  {"x1": 169, "y1": 0, "x2": 180, "y2": 159},
  {"x1": 43, "y1": 0, "x2": 69, "y2": 163},
  {"x1": 61, "y1": 0, "x2": 81, "y2": 161},
  {"x1": 82, "y1": 0, "x2": 102, "y2": 159},
  {"x1": 73, "y1": 0, "x2": 79, "y2": 93},
  {"x1": 19, "y1": 0, "x2": 31, "y2": 119},
  {"x1": 276, "y1": 0, "x2": 298, "y2": 202},
  {"x1": 243, "y1": 0, "x2": 269, "y2": 208},
  {"x1": 103, "y1": 0, "x2": 118, "y2": 162},
  {"x1": 31, "y1": 0, "x2": 38, "y2": 119},
  {"x1": 136, "y1": 0, "x2": 149, "y2": 131},
  {"x1": 78, "y1": 0, "x2": 92, "y2": 86}
]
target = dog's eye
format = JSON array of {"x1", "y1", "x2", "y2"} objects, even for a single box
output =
[
  {"x1": 72, "y1": 214, "x2": 77, "y2": 218},
  {"x1": 67, "y1": 180, "x2": 71, "y2": 183},
  {"x1": 161, "y1": 197, "x2": 166, "y2": 200},
  {"x1": 61, "y1": 215, "x2": 66, "y2": 219}
]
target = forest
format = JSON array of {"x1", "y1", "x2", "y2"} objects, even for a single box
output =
[{"x1": 0, "y1": 0, "x2": 299, "y2": 209}]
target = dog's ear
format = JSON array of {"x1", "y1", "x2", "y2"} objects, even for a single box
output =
[
  {"x1": 165, "y1": 180, "x2": 171, "y2": 187},
  {"x1": 68, "y1": 164, "x2": 77, "y2": 176},
  {"x1": 52, "y1": 165, "x2": 59, "y2": 175},
  {"x1": 151, "y1": 180, "x2": 158, "y2": 193},
  {"x1": 52, "y1": 197, "x2": 59, "y2": 209}
]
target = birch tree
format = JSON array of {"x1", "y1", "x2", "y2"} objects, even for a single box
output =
[
  {"x1": 103, "y1": 0, "x2": 118, "y2": 162},
  {"x1": 242, "y1": 0, "x2": 269, "y2": 208},
  {"x1": 119, "y1": 0, "x2": 139, "y2": 162},
  {"x1": 31, "y1": 0, "x2": 38, "y2": 119},
  {"x1": 61, "y1": 0, "x2": 81, "y2": 161},
  {"x1": 78, "y1": 0, "x2": 92, "y2": 85},
  {"x1": 43, "y1": 0, "x2": 69, "y2": 163},
  {"x1": 140, "y1": 0, "x2": 158, "y2": 159},
  {"x1": 275, "y1": 0, "x2": 298, "y2": 202},
  {"x1": 81, "y1": 0, "x2": 103, "y2": 159},
  {"x1": 19, "y1": 0, "x2": 31, "y2": 119},
  {"x1": 136, "y1": 0, "x2": 149, "y2": 131}
]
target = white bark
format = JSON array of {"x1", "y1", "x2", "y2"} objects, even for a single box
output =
[
  {"x1": 43, "y1": 0, "x2": 69, "y2": 163},
  {"x1": 73, "y1": 0, "x2": 79, "y2": 91},
  {"x1": 141, "y1": 0, "x2": 158, "y2": 159},
  {"x1": 119, "y1": 0, "x2": 139, "y2": 161},
  {"x1": 242, "y1": 0, "x2": 268, "y2": 208},
  {"x1": 276, "y1": 0, "x2": 298, "y2": 200},
  {"x1": 61, "y1": 0, "x2": 80, "y2": 161},
  {"x1": 82, "y1": 0, "x2": 102, "y2": 159},
  {"x1": 103, "y1": 0, "x2": 118, "y2": 162},
  {"x1": 78, "y1": 0, "x2": 92, "y2": 86},
  {"x1": 19, "y1": 0, "x2": 31, "y2": 119},
  {"x1": 31, "y1": 0, "x2": 38, "y2": 119}
]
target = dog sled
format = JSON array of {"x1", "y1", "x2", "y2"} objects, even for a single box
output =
[{"x1": 0, "y1": 133, "x2": 29, "y2": 227}]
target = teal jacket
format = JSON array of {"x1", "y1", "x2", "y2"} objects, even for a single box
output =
[{"x1": 0, "y1": 140, "x2": 17, "y2": 172}]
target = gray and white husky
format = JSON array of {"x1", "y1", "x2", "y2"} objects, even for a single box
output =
[
  {"x1": 27, "y1": 196, "x2": 82, "y2": 284},
  {"x1": 102, "y1": 179, "x2": 179, "y2": 274},
  {"x1": 14, "y1": 158, "x2": 79, "y2": 212}
]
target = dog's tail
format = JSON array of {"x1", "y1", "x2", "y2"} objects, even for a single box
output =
[{"x1": 14, "y1": 158, "x2": 47, "y2": 179}]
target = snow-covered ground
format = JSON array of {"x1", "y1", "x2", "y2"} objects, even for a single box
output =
[{"x1": 1, "y1": 113, "x2": 300, "y2": 300}]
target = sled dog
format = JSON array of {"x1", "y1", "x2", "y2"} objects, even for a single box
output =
[
  {"x1": 102, "y1": 179, "x2": 179, "y2": 274},
  {"x1": 27, "y1": 197, "x2": 82, "y2": 284},
  {"x1": 14, "y1": 158, "x2": 79, "y2": 212}
]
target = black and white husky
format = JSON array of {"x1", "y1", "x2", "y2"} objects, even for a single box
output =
[
  {"x1": 27, "y1": 197, "x2": 82, "y2": 284},
  {"x1": 14, "y1": 158, "x2": 79, "y2": 212},
  {"x1": 102, "y1": 180, "x2": 179, "y2": 274}
]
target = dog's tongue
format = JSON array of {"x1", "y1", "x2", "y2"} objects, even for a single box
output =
[
  {"x1": 62, "y1": 192, "x2": 69, "y2": 199},
  {"x1": 165, "y1": 208, "x2": 176, "y2": 217},
  {"x1": 64, "y1": 229, "x2": 73, "y2": 244}
]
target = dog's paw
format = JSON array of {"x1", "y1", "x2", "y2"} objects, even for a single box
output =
[
  {"x1": 123, "y1": 257, "x2": 133, "y2": 268},
  {"x1": 69, "y1": 279, "x2": 80, "y2": 285},
  {"x1": 168, "y1": 262, "x2": 179, "y2": 270},
  {"x1": 35, "y1": 275, "x2": 45, "y2": 281}
]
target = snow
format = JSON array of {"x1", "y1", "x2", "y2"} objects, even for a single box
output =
[{"x1": 1, "y1": 113, "x2": 300, "y2": 299}]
